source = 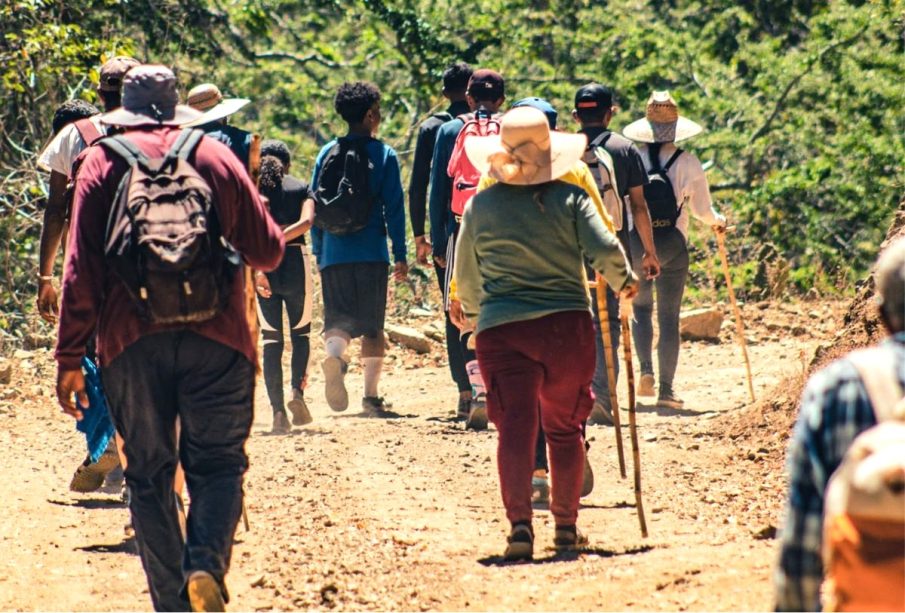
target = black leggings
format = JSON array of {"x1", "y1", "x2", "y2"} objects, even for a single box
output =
[{"x1": 257, "y1": 245, "x2": 312, "y2": 413}]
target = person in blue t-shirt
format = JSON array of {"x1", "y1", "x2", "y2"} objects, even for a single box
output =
[
  {"x1": 184, "y1": 82, "x2": 253, "y2": 168},
  {"x1": 311, "y1": 81, "x2": 408, "y2": 414}
]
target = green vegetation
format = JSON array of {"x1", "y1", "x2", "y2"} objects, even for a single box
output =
[{"x1": 2, "y1": 0, "x2": 903, "y2": 341}]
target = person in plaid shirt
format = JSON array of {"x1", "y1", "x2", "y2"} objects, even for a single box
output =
[{"x1": 774, "y1": 237, "x2": 905, "y2": 611}]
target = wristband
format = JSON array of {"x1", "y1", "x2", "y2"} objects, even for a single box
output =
[{"x1": 38, "y1": 275, "x2": 54, "y2": 282}]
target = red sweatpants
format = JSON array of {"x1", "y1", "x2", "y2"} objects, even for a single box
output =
[{"x1": 476, "y1": 310, "x2": 595, "y2": 526}]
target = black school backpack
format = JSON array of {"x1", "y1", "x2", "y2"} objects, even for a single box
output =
[
  {"x1": 643, "y1": 145, "x2": 684, "y2": 232},
  {"x1": 100, "y1": 128, "x2": 239, "y2": 324},
  {"x1": 313, "y1": 137, "x2": 374, "y2": 235}
]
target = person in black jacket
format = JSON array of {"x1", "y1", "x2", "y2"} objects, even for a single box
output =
[
  {"x1": 408, "y1": 62, "x2": 474, "y2": 419},
  {"x1": 253, "y1": 140, "x2": 316, "y2": 433}
]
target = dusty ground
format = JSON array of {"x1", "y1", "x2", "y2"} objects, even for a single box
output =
[{"x1": 0, "y1": 299, "x2": 844, "y2": 611}]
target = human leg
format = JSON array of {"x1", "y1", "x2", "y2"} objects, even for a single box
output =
[
  {"x1": 103, "y1": 333, "x2": 187, "y2": 611},
  {"x1": 284, "y1": 253, "x2": 313, "y2": 425},
  {"x1": 175, "y1": 332, "x2": 255, "y2": 606},
  {"x1": 630, "y1": 232, "x2": 656, "y2": 377},
  {"x1": 256, "y1": 290, "x2": 287, "y2": 422},
  {"x1": 653, "y1": 230, "x2": 690, "y2": 399},
  {"x1": 435, "y1": 262, "x2": 471, "y2": 401}
]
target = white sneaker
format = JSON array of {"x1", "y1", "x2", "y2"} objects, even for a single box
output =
[{"x1": 638, "y1": 374, "x2": 656, "y2": 397}]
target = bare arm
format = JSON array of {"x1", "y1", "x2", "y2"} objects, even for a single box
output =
[
  {"x1": 37, "y1": 170, "x2": 70, "y2": 322},
  {"x1": 283, "y1": 197, "x2": 315, "y2": 243},
  {"x1": 627, "y1": 185, "x2": 661, "y2": 279}
]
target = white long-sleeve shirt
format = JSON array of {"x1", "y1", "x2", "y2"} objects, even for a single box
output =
[{"x1": 637, "y1": 142, "x2": 725, "y2": 240}]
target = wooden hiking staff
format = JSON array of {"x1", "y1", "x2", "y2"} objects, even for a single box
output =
[
  {"x1": 594, "y1": 273, "x2": 626, "y2": 479},
  {"x1": 714, "y1": 227, "x2": 755, "y2": 402},
  {"x1": 246, "y1": 134, "x2": 263, "y2": 373},
  {"x1": 619, "y1": 300, "x2": 648, "y2": 538}
]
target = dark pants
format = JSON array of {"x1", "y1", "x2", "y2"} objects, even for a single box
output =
[
  {"x1": 103, "y1": 332, "x2": 254, "y2": 611},
  {"x1": 258, "y1": 245, "x2": 312, "y2": 413},
  {"x1": 476, "y1": 311, "x2": 595, "y2": 526},
  {"x1": 435, "y1": 262, "x2": 470, "y2": 393}
]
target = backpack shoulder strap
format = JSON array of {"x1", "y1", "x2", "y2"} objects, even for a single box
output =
[
  {"x1": 168, "y1": 128, "x2": 205, "y2": 161},
  {"x1": 73, "y1": 118, "x2": 103, "y2": 146},
  {"x1": 99, "y1": 134, "x2": 146, "y2": 166},
  {"x1": 848, "y1": 345, "x2": 905, "y2": 422},
  {"x1": 589, "y1": 131, "x2": 612, "y2": 149},
  {"x1": 663, "y1": 148, "x2": 684, "y2": 172}
]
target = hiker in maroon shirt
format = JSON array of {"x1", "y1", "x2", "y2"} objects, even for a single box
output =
[{"x1": 55, "y1": 65, "x2": 284, "y2": 612}]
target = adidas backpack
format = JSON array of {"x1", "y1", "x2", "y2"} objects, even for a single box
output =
[
  {"x1": 584, "y1": 132, "x2": 623, "y2": 230},
  {"x1": 446, "y1": 111, "x2": 501, "y2": 216},
  {"x1": 821, "y1": 346, "x2": 905, "y2": 612},
  {"x1": 643, "y1": 146, "x2": 684, "y2": 232},
  {"x1": 313, "y1": 137, "x2": 374, "y2": 235},
  {"x1": 101, "y1": 128, "x2": 239, "y2": 325}
]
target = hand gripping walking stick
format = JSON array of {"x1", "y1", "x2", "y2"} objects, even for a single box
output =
[
  {"x1": 619, "y1": 297, "x2": 648, "y2": 538},
  {"x1": 594, "y1": 273, "x2": 626, "y2": 478},
  {"x1": 714, "y1": 227, "x2": 755, "y2": 402}
]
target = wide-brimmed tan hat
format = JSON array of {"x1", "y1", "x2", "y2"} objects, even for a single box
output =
[
  {"x1": 464, "y1": 107, "x2": 586, "y2": 186},
  {"x1": 100, "y1": 65, "x2": 203, "y2": 127},
  {"x1": 182, "y1": 83, "x2": 250, "y2": 127},
  {"x1": 622, "y1": 90, "x2": 703, "y2": 144}
]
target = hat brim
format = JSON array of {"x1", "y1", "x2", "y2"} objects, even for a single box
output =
[
  {"x1": 464, "y1": 131, "x2": 587, "y2": 186},
  {"x1": 100, "y1": 104, "x2": 203, "y2": 128},
  {"x1": 181, "y1": 98, "x2": 250, "y2": 127},
  {"x1": 622, "y1": 116, "x2": 703, "y2": 143}
]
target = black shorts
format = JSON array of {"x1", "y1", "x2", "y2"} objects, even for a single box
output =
[{"x1": 321, "y1": 262, "x2": 389, "y2": 338}]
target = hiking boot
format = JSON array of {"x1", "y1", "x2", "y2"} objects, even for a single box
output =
[
  {"x1": 581, "y1": 452, "x2": 595, "y2": 497},
  {"x1": 271, "y1": 410, "x2": 291, "y2": 434},
  {"x1": 657, "y1": 393, "x2": 685, "y2": 409},
  {"x1": 503, "y1": 522, "x2": 534, "y2": 561},
  {"x1": 362, "y1": 396, "x2": 392, "y2": 414},
  {"x1": 553, "y1": 524, "x2": 589, "y2": 551},
  {"x1": 531, "y1": 474, "x2": 550, "y2": 505},
  {"x1": 465, "y1": 397, "x2": 488, "y2": 431},
  {"x1": 69, "y1": 448, "x2": 120, "y2": 493},
  {"x1": 322, "y1": 356, "x2": 349, "y2": 412},
  {"x1": 638, "y1": 373, "x2": 656, "y2": 397},
  {"x1": 186, "y1": 570, "x2": 225, "y2": 612},
  {"x1": 588, "y1": 401, "x2": 614, "y2": 426},
  {"x1": 456, "y1": 396, "x2": 471, "y2": 420},
  {"x1": 287, "y1": 389, "x2": 313, "y2": 426}
]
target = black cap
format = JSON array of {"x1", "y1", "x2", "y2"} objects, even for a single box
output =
[
  {"x1": 574, "y1": 83, "x2": 614, "y2": 110},
  {"x1": 467, "y1": 69, "x2": 505, "y2": 98}
]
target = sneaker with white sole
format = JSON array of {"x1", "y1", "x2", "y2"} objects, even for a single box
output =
[
  {"x1": 638, "y1": 373, "x2": 656, "y2": 397},
  {"x1": 504, "y1": 522, "x2": 534, "y2": 561},
  {"x1": 553, "y1": 524, "x2": 589, "y2": 551},
  {"x1": 362, "y1": 396, "x2": 392, "y2": 414},
  {"x1": 321, "y1": 356, "x2": 349, "y2": 412}
]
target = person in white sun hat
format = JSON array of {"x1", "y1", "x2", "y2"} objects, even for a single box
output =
[
  {"x1": 622, "y1": 90, "x2": 726, "y2": 410},
  {"x1": 454, "y1": 106, "x2": 637, "y2": 561}
]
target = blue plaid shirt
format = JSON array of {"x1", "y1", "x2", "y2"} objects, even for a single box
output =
[{"x1": 774, "y1": 332, "x2": 905, "y2": 611}]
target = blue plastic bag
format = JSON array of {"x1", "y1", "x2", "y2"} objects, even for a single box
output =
[{"x1": 75, "y1": 355, "x2": 116, "y2": 463}]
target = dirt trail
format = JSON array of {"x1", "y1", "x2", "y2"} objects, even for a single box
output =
[{"x1": 0, "y1": 300, "x2": 842, "y2": 611}]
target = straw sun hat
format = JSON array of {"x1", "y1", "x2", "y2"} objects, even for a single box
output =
[
  {"x1": 464, "y1": 106, "x2": 586, "y2": 186},
  {"x1": 622, "y1": 90, "x2": 704, "y2": 144},
  {"x1": 182, "y1": 83, "x2": 250, "y2": 127}
]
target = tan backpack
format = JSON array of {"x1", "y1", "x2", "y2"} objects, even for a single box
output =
[{"x1": 822, "y1": 345, "x2": 905, "y2": 612}]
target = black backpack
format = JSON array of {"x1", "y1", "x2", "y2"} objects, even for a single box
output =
[
  {"x1": 643, "y1": 146, "x2": 684, "y2": 232},
  {"x1": 313, "y1": 137, "x2": 374, "y2": 235},
  {"x1": 100, "y1": 129, "x2": 239, "y2": 324}
]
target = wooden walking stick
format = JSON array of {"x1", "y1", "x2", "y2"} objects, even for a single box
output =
[
  {"x1": 619, "y1": 300, "x2": 648, "y2": 538},
  {"x1": 594, "y1": 273, "x2": 626, "y2": 479},
  {"x1": 714, "y1": 228, "x2": 755, "y2": 402}
]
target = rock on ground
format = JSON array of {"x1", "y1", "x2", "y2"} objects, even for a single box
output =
[{"x1": 680, "y1": 307, "x2": 724, "y2": 341}]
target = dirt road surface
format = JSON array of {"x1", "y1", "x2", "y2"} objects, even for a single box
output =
[{"x1": 0, "y1": 300, "x2": 841, "y2": 611}]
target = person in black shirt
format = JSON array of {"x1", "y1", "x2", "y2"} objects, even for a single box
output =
[
  {"x1": 408, "y1": 62, "x2": 474, "y2": 419},
  {"x1": 572, "y1": 83, "x2": 660, "y2": 426},
  {"x1": 254, "y1": 140, "x2": 316, "y2": 433}
]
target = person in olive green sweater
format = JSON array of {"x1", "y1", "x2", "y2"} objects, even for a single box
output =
[{"x1": 454, "y1": 107, "x2": 637, "y2": 560}]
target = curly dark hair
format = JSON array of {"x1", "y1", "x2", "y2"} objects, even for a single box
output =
[
  {"x1": 259, "y1": 156, "x2": 285, "y2": 198},
  {"x1": 261, "y1": 139, "x2": 291, "y2": 167},
  {"x1": 51, "y1": 99, "x2": 100, "y2": 136},
  {"x1": 334, "y1": 81, "x2": 381, "y2": 124},
  {"x1": 442, "y1": 62, "x2": 473, "y2": 93}
]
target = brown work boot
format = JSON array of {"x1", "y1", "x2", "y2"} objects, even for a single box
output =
[
  {"x1": 186, "y1": 571, "x2": 225, "y2": 612},
  {"x1": 286, "y1": 389, "x2": 312, "y2": 426}
]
